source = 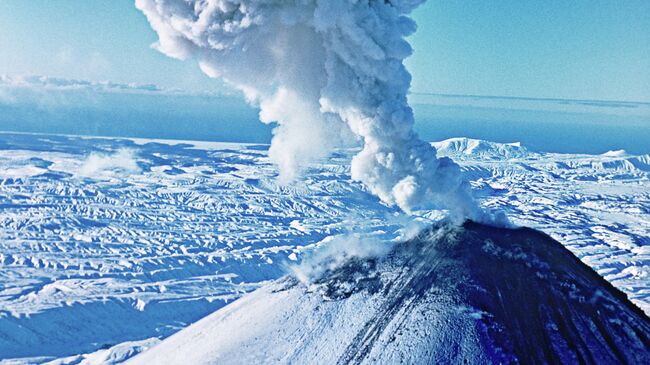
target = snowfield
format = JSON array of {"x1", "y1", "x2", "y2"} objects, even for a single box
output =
[{"x1": 0, "y1": 132, "x2": 648, "y2": 363}]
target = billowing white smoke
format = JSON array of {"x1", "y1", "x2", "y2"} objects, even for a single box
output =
[
  {"x1": 136, "y1": 0, "x2": 493, "y2": 221},
  {"x1": 79, "y1": 148, "x2": 140, "y2": 178}
]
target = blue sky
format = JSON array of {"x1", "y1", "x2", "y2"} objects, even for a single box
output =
[
  {"x1": 0, "y1": 0, "x2": 222, "y2": 93},
  {"x1": 1, "y1": 0, "x2": 648, "y2": 101},
  {"x1": 408, "y1": 1, "x2": 650, "y2": 102},
  {"x1": 0, "y1": 1, "x2": 649, "y2": 153}
]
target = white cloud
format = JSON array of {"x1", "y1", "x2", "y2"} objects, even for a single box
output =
[
  {"x1": 78, "y1": 149, "x2": 141, "y2": 178},
  {"x1": 0, "y1": 74, "x2": 230, "y2": 111},
  {"x1": 0, "y1": 74, "x2": 166, "y2": 95}
]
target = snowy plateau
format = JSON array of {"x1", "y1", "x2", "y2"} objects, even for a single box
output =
[{"x1": 0, "y1": 132, "x2": 649, "y2": 364}]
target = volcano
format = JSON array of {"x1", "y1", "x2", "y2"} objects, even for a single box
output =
[{"x1": 128, "y1": 221, "x2": 650, "y2": 364}]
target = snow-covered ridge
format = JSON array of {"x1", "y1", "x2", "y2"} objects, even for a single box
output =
[
  {"x1": 432, "y1": 137, "x2": 528, "y2": 160},
  {"x1": 434, "y1": 137, "x2": 650, "y2": 174}
]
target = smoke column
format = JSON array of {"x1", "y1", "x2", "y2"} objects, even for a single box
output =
[{"x1": 137, "y1": 0, "x2": 495, "y2": 222}]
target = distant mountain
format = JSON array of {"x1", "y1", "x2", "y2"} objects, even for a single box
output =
[
  {"x1": 128, "y1": 221, "x2": 650, "y2": 365},
  {"x1": 432, "y1": 137, "x2": 529, "y2": 160},
  {"x1": 434, "y1": 137, "x2": 650, "y2": 174}
]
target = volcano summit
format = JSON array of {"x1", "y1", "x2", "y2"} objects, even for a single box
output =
[{"x1": 129, "y1": 221, "x2": 650, "y2": 364}]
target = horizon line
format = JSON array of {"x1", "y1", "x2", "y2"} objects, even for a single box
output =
[{"x1": 409, "y1": 92, "x2": 650, "y2": 106}]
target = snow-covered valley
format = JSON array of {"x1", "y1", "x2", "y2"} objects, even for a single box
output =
[{"x1": 0, "y1": 132, "x2": 648, "y2": 364}]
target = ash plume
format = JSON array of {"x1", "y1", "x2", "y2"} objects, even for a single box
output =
[{"x1": 137, "y1": 0, "x2": 498, "y2": 222}]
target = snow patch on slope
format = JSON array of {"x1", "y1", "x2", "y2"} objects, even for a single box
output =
[{"x1": 39, "y1": 338, "x2": 159, "y2": 365}]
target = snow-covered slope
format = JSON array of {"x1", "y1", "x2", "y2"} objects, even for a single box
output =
[
  {"x1": 128, "y1": 221, "x2": 650, "y2": 365},
  {"x1": 0, "y1": 132, "x2": 648, "y2": 363}
]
